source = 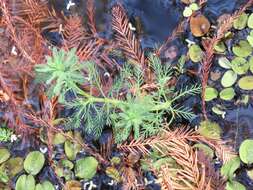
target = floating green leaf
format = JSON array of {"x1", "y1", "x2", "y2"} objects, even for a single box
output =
[
  {"x1": 5, "y1": 157, "x2": 23, "y2": 178},
  {"x1": 35, "y1": 181, "x2": 55, "y2": 190},
  {"x1": 231, "y1": 57, "x2": 249, "y2": 75},
  {"x1": 15, "y1": 174, "x2": 35, "y2": 190},
  {"x1": 53, "y1": 133, "x2": 66, "y2": 145},
  {"x1": 0, "y1": 148, "x2": 10, "y2": 164},
  {"x1": 219, "y1": 88, "x2": 235, "y2": 101},
  {"x1": 24, "y1": 151, "x2": 45, "y2": 175},
  {"x1": 238, "y1": 76, "x2": 253, "y2": 90},
  {"x1": 218, "y1": 57, "x2": 231, "y2": 69},
  {"x1": 189, "y1": 44, "x2": 203, "y2": 62},
  {"x1": 221, "y1": 70, "x2": 237, "y2": 87},
  {"x1": 233, "y1": 12, "x2": 248, "y2": 30},
  {"x1": 75, "y1": 157, "x2": 98, "y2": 180},
  {"x1": 214, "y1": 41, "x2": 226, "y2": 53},
  {"x1": 189, "y1": 3, "x2": 199, "y2": 11},
  {"x1": 226, "y1": 181, "x2": 246, "y2": 190},
  {"x1": 204, "y1": 87, "x2": 218, "y2": 101},
  {"x1": 193, "y1": 143, "x2": 214, "y2": 158},
  {"x1": 232, "y1": 40, "x2": 252, "y2": 58},
  {"x1": 64, "y1": 140, "x2": 81, "y2": 161},
  {"x1": 221, "y1": 156, "x2": 240, "y2": 180},
  {"x1": 198, "y1": 121, "x2": 221, "y2": 140},
  {"x1": 247, "y1": 35, "x2": 253, "y2": 47},
  {"x1": 239, "y1": 139, "x2": 253, "y2": 164},
  {"x1": 0, "y1": 165, "x2": 9, "y2": 184},
  {"x1": 247, "y1": 13, "x2": 253, "y2": 29},
  {"x1": 183, "y1": 6, "x2": 193, "y2": 17},
  {"x1": 249, "y1": 56, "x2": 253, "y2": 74}
]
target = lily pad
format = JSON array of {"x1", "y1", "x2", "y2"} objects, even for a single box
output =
[
  {"x1": 221, "y1": 156, "x2": 240, "y2": 180},
  {"x1": 221, "y1": 70, "x2": 237, "y2": 87},
  {"x1": 204, "y1": 87, "x2": 218, "y2": 101},
  {"x1": 75, "y1": 157, "x2": 98, "y2": 180},
  {"x1": 24, "y1": 151, "x2": 45, "y2": 175},
  {"x1": 193, "y1": 143, "x2": 214, "y2": 158},
  {"x1": 190, "y1": 14, "x2": 210, "y2": 37},
  {"x1": 238, "y1": 76, "x2": 253, "y2": 90},
  {"x1": 233, "y1": 12, "x2": 248, "y2": 30},
  {"x1": 214, "y1": 41, "x2": 226, "y2": 53},
  {"x1": 249, "y1": 56, "x2": 253, "y2": 74},
  {"x1": 232, "y1": 40, "x2": 252, "y2": 58},
  {"x1": 219, "y1": 88, "x2": 235, "y2": 101},
  {"x1": 231, "y1": 57, "x2": 249, "y2": 75},
  {"x1": 239, "y1": 139, "x2": 253, "y2": 164},
  {"x1": 35, "y1": 181, "x2": 55, "y2": 190},
  {"x1": 53, "y1": 133, "x2": 66, "y2": 145},
  {"x1": 189, "y1": 44, "x2": 203, "y2": 62},
  {"x1": 247, "y1": 13, "x2": 253, "y2": 29},
  {"x1": 198, "y1": 121, "x2": 222, "y2": 140},
  {"x1": 226, "y1": 181, "x2": 246, "y2": 190},
  {"x1": 183, "y1": 7, "x2": 193, "y2": 17},
  {"x1": 0, "y1": 148, "x2": 10, "y2": 164},
  {"x1": 5, "y1": 157, "x2": 23, "y2": 178},
  {"x1": 15, "y1": 174, "x2": 35, "y2": 190},
  {"x1": 189, "y1": 3, "x2": 199, "y2": 11},
  {"x1": 247, "y1": 35, "x2": 253, "y2": 47},
  {"x1": 218, "y1": 57, "x2": 231, "y2": 69}
]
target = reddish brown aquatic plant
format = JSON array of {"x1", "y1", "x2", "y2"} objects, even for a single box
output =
[
  {"x1": 111, "y1": 4, "x2": 145, "y2": 67},
  {"x1": 201, "y1": 0, "x2": 253, "y2": 118}
]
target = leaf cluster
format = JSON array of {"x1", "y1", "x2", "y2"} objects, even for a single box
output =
[{"x1": 35, "y1": 48, "x2": 201, "y2": 143}]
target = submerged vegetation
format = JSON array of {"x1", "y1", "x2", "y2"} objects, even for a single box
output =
[{"x1": 0, "y1": 0, "x2": 253, "y2": 189}]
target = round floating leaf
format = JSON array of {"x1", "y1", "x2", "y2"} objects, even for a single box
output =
[
  {"x1": 75, "y1": 157, "x2": 98, "y2": 180},
  {"x1": 239, "y1": 139, "x2": 253, "y2": 164},
  {"x1": 232, "y1": 40, "x2": 252, "y2": 58},
  {"x1": 190, "y1": 14, "x2": 210, "y2": 37},
  {"x1": 219, "y1": 88, "x2": 235, "y2": 101},
  {"x1": 247, "y1": 35, "x2": 253, "y2": 47},
  {"x1": 189, "y1": 3, "x2": 199, "y2": 11},
  {"x1": 15, "y1": 174, "x2": 35, "y2": 190},
  {"x1": 238, "y1": 76, "x2": 253, "y2": 90},
  {"x1": 214, "y1": 41, "x2": 226, "y2": 53},
  {"x1": 35, "y1": 181, "x2": 55, "y2": 190},
  {"x1": 233, "y1": 12, "x2": 248, "y2": 30},
  {"x1": 61, "y1": 159, "x2": 74, "y2": 170},
  {"x1": 226, "y1": 181, "x2": 246, "y2": 190},
  {"x1": 53, "y1": 133, "x2": 66, "y2": 145},
  {"x1": 221, "y1": 156, "x2": 240, "y2": 179},
  {"x1": 204, "y1": 87, "x2": 218, "y2": 101},
  {"x1": 24, "y1": 151, "x2": 45, "y2": 175},
  {"x1": 64, "y1": 140, "x2": 81, "y2": 161},
  {"x1": 221, "y1": 70, "x2": 237, "y2": 87},
  {"x1": 218, "y1": 57, "x2": 231, "y2": 69},
  {"x1": 193, "y1": 143, "x2": 214, "y2": 158},
  {"x1": 249, "y1": 56, "x2": 253, "y2": 74},
  {"x1": 183, "y1": 7, "x2": 192, "y2": 17},
  {"x1": 0, "y1": 148, "x2": 10, "y2": 164},
  {"x1": 231, "y1": 57, "x2": 249, "y2": 75},
  {"x1": 247, "y1": 13, "x2": 253, "y2": 29},
  {"x1": 5, "y1": 157, "x2": 23, "y2": 178},
  {"x1": 189, "y1": 44, "x2": 203, "y2": 62},
  {"x1": 198, "y1": 121, "x2": 221, "y2": 140}
]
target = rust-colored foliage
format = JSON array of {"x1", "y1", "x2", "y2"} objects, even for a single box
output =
[
  {"x1": 201, "y1": 0, "x2": 253, "y2": 118},
  {"x1": 111, "y1": 4, "x2": 145, "y2": 66},
  {"x1": 86, "y1": 0, "x2": 97, "y2": 35},
  {"x1": 118, "y1": 127, "x2": 233, "y2": 189}
]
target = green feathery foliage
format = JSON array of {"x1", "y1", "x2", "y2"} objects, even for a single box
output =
[
  {"x1": 0, "y1": 124, "x2": 13, "y2": 142},
  {"x1": 35, "y1": 48, "x2": 201, "y2": 143}
]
